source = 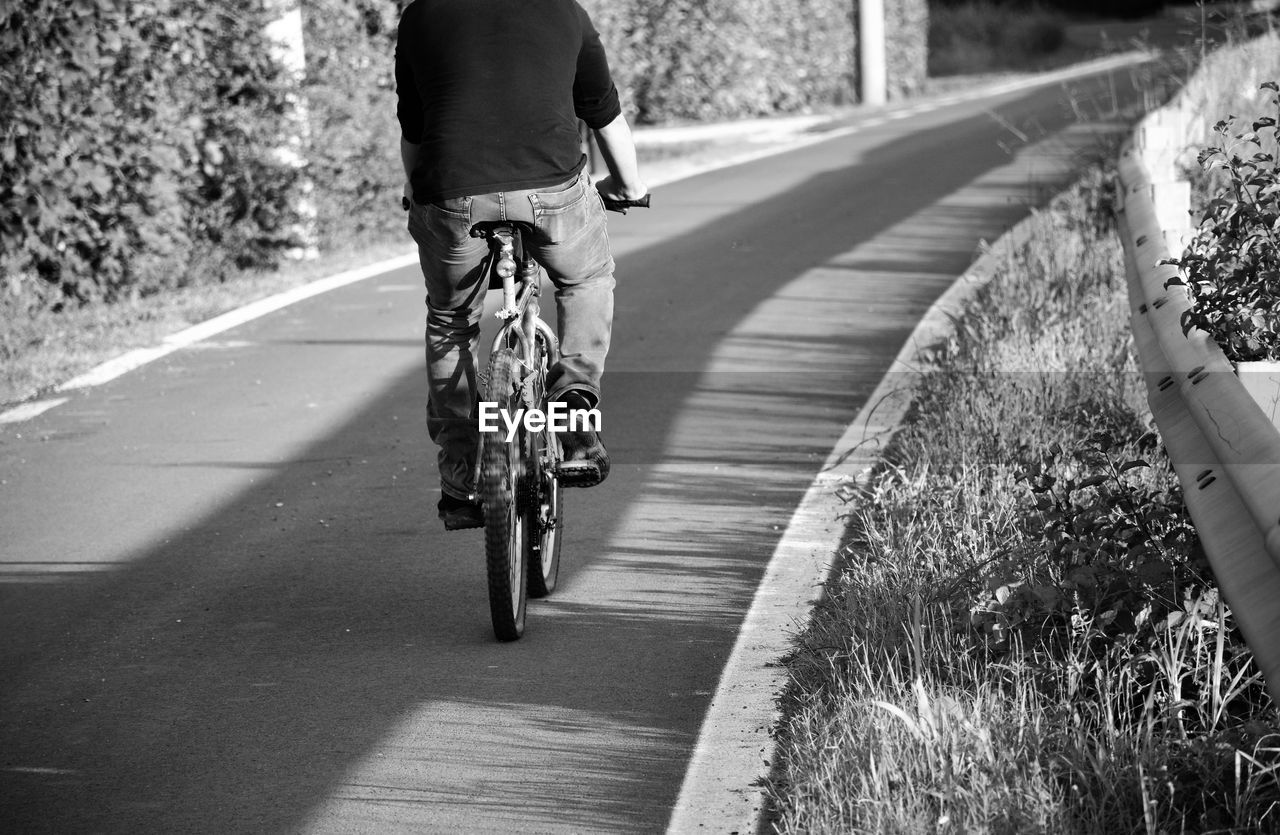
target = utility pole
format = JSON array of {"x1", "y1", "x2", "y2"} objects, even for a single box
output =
[
  {"x1": 265, "y1": 0, "x2": 319, "y2": 259},
  {"x1": 859, "y1": 0, "x2": 888, "y2": 107}
]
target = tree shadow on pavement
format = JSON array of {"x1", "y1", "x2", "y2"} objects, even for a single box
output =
[{"x1": 0, "y1": 71, "x2": 1144, "y2": 834}]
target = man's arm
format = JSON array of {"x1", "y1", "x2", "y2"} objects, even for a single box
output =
[
  {"x1": 401, "y1": 136, "x2": 424, "y2": 204},
  {"x1": 592, "y1": 112, "x2": 647, "y2": 203}
]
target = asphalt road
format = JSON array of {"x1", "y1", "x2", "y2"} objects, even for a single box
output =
[{"x1": 1, "y1": 68, "x2": 1145, "y2": 833}]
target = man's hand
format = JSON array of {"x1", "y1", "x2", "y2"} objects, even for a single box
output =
[
  {"x1": 592, "y1": 114, "x2": 647, "y2": 213},
  {"x1": 595, "y1": 176, "x2": 650, "y2": 214},
  {"x1": 595, "y1": 174, "x2": 647, "y2": 205}
]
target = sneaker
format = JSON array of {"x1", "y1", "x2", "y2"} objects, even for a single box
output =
[
  {"x1": 555, "y1": 390, "x2": 609, "y2": 487},
  {"x1": 438, "y1": 493, "x2": 483, "y2": 530}
]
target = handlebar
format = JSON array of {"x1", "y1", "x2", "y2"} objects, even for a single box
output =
[{"x1": 600, "y1": 193, "x2": 651, "y2": 214}]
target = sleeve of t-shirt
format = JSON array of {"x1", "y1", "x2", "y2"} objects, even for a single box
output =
[
  {"x1": 395, "y1": 9, "x2": 425, "y2": 143},
  {"x1": 572, "y1": 4, "x2": 622, "y2": 129}
]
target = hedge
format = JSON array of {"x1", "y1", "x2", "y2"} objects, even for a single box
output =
[
  {"x1": 1, "y1": 0, "x2": 929, "y2": 308},
  {"x1": 302, "y1": 0, "x2": 405, "y2": 248},
  {"x1": 0, "y1": 0, "x2": 300, "y2": 307},
  {"x1": 583, "y1": 0, "x2": 929, "y2": 123},
  {"x1": 301, "y1": 0, "x2": 930, "y2": 247}
]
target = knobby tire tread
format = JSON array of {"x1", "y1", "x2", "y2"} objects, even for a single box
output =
[{"x1": 482, "y1": 349, "x2": 527, "y2": 641}]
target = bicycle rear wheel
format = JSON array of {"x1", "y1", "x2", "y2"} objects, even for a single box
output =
[
  {"x1": 526, "y1": 413, "x2": 562, "y2": 599},
  {"x1": 481, "y1": 348, "x2": 531, "y2": 641}
]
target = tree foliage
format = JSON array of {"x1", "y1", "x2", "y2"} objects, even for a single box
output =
[
  {"x1": 582, "y1": 0, "x2": 928, "y2": 124},
  {"x1": 0, "y1": 0, "x2": 301, "y2": 306},
  {"x1": 1, "y1": 0, "x2": 931, "y2": 308},
  {"x1": 1167, "y1": 83, "x2": 1280, "y2": 362}
]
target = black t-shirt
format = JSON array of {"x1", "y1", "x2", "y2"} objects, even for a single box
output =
[{"x1": 395, "y1": 0, "x2": 622, "y2": 202}]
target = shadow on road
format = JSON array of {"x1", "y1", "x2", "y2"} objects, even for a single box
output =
[{"x1": 0, "y1": 72, "x2": 1138, "y2": 833}]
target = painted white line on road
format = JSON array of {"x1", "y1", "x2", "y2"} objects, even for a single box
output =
[
  {"x1": 0, "y1": 398, "x2": 70, "y2": 425},
  {"x1": 55, "y1": 253, "x2": 420, "y2": 393},
  {"x1": 0, "y1": 252, "x2": 417, "y2": 424},
  {"x1": 2, "y1": 50, "x2": 1150, "y2": 427},
  {"x1": 665, "y1": 209, "x2": 1050, "y2": 832},
  {"x1": 648, "y1": 50, "x2": 1151, "y2": 193}
]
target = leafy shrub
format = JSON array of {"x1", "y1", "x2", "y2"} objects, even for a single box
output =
[
  {"x1": 885, "y1": 0, "x2": 931, "y2": 98},
  {"x1": 306, "y1": 0, "x2": 930, "y2": 243},
  {"x1": 1167, "y1": 82, "x2": 1280, "y2": 362},
  {"x1": 0, "y1": 0, "x2": 300, "y2": 306},
  {"x1": 971, "y1": 432, "x2": 1210, "y2": 662},
  {"x1": 302, "y1": 0, "x2": 406, "y2": 248},
  {"x1": 1, "y1": 0, "x2": 932, "y2": 312},
  {"x1": 928, "y1": 1, "x2": 1067, "y2": 77},
  {"x1": 931, "y1": 0, "x2": 1165, "y2": 21},
  {"x1": 582, "y1": 0, "x2": 928, "y2": 124}
]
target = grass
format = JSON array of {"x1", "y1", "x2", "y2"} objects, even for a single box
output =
[
  {"x1": 766, "y1": 158, "x2": 1280, "y2": 831},
  {"x1": 765, "y1": 19, "x2": 1280, "y2": 833},
  {"x1": 1177, "y1": 29, "x2": 1280, "y2": 206},
  {"x1": 0, "y1": 235, "x2": 413, "y2": 408}
]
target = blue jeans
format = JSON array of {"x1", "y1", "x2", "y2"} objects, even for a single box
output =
[{"x1": 407, "y1": 170, "x2": 616, "y2": 500}]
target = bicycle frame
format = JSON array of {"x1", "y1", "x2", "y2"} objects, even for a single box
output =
[
  {"x1": 487, "y1": 226, "x2": 560, "y2": 370},
  {"x1": 471, "y1": 223, "x2": 561, "y2": 491}
]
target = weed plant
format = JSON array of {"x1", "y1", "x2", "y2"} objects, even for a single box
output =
[{"x1": 768, "y1": 170, "x2": 1280, "y2": 833}]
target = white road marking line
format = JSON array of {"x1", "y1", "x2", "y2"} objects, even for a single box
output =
[
  {"x1": 0, "y1": 398, "x2": 71, "y2": 425},
  {"x1": 56, "y1": 253, "x2": 420, "y2": 393},
  {"x1": 3, "y1": 51, "x2": 1150, "y2": 427}
]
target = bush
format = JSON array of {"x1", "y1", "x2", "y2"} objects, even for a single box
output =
[
  {"x1": 928, "y1": 1, "x2": 1067, "y2": 76},
  {"x1": 1168, "y1": 82, "x2": 1280, "y2": 362},
  {"x1": 302, "y1": 0, "x2": 406, "y2": 249},
  {"x1": 301, "y1": 0, "x2": 931, "y2": 243},
  {"x1": 0, "y1": 0, "x2": 301, "y2": 307},
  {"x1": 582, "y1": 0, "x2": 928, "y2": 123},
  {"x1": 1, "y1": 0, "x2": 932, "y2": 312},
  {"x1": 931, "y1": 0, "x2": 1165, "y2": 19}
]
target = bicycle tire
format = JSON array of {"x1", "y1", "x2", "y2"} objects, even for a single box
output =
[
  {"x1": 525, "y1": 379, "x2": 562, "y2": 599},
  {"x1": 481, "y1": 348, "x2": 530, "y2": 641}
]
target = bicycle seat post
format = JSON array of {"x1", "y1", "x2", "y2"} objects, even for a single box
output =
[
  {"x1": 493, "y1": 231, "x2": 520, "y2": 319},
  {"x1": 519, "y1": 254, "x2": 541, "y2": 351}
]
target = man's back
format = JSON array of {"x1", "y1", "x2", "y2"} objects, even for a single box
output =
[{"x1": 395, "y1": 0, "x2": 620, "y2": 202}]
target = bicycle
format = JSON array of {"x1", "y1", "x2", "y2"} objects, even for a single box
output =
[{"x1": 473, "y1": 190, "x2": 649, "y2": 641}]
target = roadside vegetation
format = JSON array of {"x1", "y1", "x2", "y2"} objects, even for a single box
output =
[
  {"x1": 928, "y1": 1, "x2": 1070, "y2": 76},
  {"x1": 768, "y1": 24, "x2": 1280, "y2": 835},
  {"x1": 0, "y1": 0, "x2": 931, "y2": 410}
]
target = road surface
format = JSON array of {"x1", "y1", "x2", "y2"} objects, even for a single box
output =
[{"x1": 2, "y1": 67, "x2": 1142, "y2": 833}]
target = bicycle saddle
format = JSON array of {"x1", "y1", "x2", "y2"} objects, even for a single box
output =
[{"x1": 469, "y1": 220, "x2": 537, "y2": 240}]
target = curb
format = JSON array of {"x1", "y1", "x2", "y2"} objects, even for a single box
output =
[
  {"x1": 664, "y1": 205, "x2": 1050, "y2": 833},
  {"x1": 1, "y1": 45, "x2": 1158, "y2": 834}
]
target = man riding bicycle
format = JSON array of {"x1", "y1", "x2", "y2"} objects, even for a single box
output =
[{"x1": 395, "y1": 0, "x2": 648, "y2": 530}]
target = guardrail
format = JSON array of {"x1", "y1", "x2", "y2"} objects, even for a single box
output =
[{"x1": 1117, "y1": 97, "x2": 1280, "y2": 703}]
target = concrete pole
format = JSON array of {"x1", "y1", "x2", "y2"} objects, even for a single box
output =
[
  {"x1": 859, "y1": 0, "x2": 888, "y2": 107},
  {"x1": 265, "y1": 0, "x2": 319, "y2": 259}
]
